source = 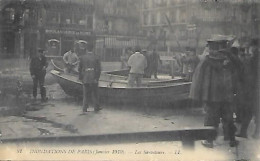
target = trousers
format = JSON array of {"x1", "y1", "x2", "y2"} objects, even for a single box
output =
[
  {"x1": 127, "y1": 73, "x2": 143, "y2": 87},
  {"x1": 83, "y1": 83, "x2": 99, "y2": 110},
  {"x1": 32, "y1": 73, "x2": 46, "y2": 99},
  {"x1": 204, "y1": 102, "x2": 236, "y2": 141}
]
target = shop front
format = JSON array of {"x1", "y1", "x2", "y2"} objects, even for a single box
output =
[{"x1": 44, "y1": 29, "x2": 93, "y2": 57}]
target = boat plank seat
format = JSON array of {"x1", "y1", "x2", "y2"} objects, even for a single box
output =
[{"x1": 2, "y1": 126, "x2": 216, "y2": 149}]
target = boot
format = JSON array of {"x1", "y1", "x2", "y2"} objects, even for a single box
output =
[
  {"x1": 229, "y1": 140, "x2": 239, "y2": 147},
  {"x1": 201, "y1": 140, "x2": 213, "y2": 148}
]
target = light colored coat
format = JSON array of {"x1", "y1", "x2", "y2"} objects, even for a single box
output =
[
  {"x1": 127, "y1": 52, "x2": 147, "y2": 74},
  {"x1": 63, "y1": 51, "x2": 79, "y2": 65}
]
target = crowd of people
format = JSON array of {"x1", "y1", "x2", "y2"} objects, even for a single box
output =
[
  {"x1": 29, "y1": 36, "x2": 259, "y2": 148},
  {"x1": 190, "y1": 37, "x2": 259, "y2": 148}
]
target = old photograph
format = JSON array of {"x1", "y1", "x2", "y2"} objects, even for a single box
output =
[{"x1": 0, "y1": 0, "x2": 259, "y2": 160}]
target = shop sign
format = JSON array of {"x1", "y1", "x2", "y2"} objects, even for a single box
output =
[{"x1": 46, "y1": 29, "x2": 91, "y2": 36}]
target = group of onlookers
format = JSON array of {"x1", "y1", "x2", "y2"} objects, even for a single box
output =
[
  {"x1": 232, "y1": 39, "x2": 259, "y2": 139},
  {"x1": 190, "y1": 37, "x2": 259, "y2": 148},
  {"x1": 174, "y1": 47, "x2": 200, "y2": 81},
  {"x1": 29, "y1": 37, "x2": 259, "y2": 144}
]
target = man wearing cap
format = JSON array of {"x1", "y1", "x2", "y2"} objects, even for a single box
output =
[
  {"x1": 63, "y1": 48, "x2": 79, "y2": 74},
  {"x1": 127, "y1": 46, "x2": 147, "y2": 87},
  {"x1": 30, "y1": 48, "x2": 48, "y2": 102},
  {"x1": 78, "y1": 43, "x2": 102, "y2": 113},
  {"x1": 190, "y1": 37, "x2": 238, "y2": 148}
]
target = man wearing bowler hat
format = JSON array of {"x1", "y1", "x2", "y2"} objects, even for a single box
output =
[{"x1": 30, "y1": 48, "x2": 48, "y2": 102}]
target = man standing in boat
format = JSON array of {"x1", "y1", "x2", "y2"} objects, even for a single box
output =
[
  {"x1": 78, "y1": 42, "x2": 102, "y2": 113},
  {"x1": 190, "y1": 37, "x2": 238, "y2": 148},
  {"x1": 127, "y1": 46, "x2": 147, "y2": 87},
  {"x1": 142, "y1": 49, "x2": 152, "y2": 78},
  {"x1": 150, "y1": 48, "x2": 162, "y2": 79},
  {"x1": 63, "y1": 48, "x2": 79, "y2": 74},
  {"x1": 30, "y1": 48, "x2": 48, "y2": 102}
]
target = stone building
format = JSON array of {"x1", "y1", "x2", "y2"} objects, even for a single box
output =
[
  {"x1": 0, "y1": 0, "x2": 94, "y2": 58},
  {"x1": 93, "y1": 0, "x2": 145, "y2": 61},
  {"x1": 140, "y1": 0, "x2": 259, "y2": 54},
  {"x1": 0, "y1": 0, "x2": 144, "y2": 61}
]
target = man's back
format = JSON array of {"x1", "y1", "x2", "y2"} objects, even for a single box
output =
[
  {"x1": 78, "y1": 52, "x2": 101, "y2": 83},
  {"x1": 128, "y1": 52, "x2": 147, "y2": 74}
]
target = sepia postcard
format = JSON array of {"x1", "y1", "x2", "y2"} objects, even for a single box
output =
[{"x1": 0, "y1": 0, "x2": 259, "y2": 160}]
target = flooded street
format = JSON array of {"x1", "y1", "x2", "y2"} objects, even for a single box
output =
[
  {"x1": 0, "y1": 83, "x2": 203, "y2": 139},
  {"x1": 0, "y1": 60, "x2": 259, "y2": 160},
  {"x1": 0, "y1": 82, "x2": 259, "y2": 160}
]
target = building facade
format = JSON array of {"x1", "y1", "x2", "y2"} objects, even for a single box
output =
[
  {"x1": 0, "y1": 0, "x2": 94, "y2": 58},
  {"x1": 0, "y1": 0, "x2": 144, "y2": 61},
  {"x1": 93, "y1": 0, "x2": 145, "y2": 61},
  {"x1": 140, "y1": 0, "x2": 259, "y2": 54}
]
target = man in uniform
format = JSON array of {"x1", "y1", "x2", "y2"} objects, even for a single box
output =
[
  {"x1": 190, "y1": 37, "x2": 238, "y2": 148},
  {"x1": 63, "y1": 48, "x2": 79, "y2": 74},
  {"x1": 30, "y1": 48, "x2": 48, "y2": 102},
  {"x1": 78, "y1": 43, "x2": 102, "y2": 113}
]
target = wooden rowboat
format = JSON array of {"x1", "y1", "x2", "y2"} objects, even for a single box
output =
[
  {"x1": 51, "y1": 59, "x2": 65, "y2": 72},
  {"x1": 51, "y1": 70, "x2": 191, "y2": 105},
  {"x1": 51, "y1": 58, "x2": 186, "y2": 85}
]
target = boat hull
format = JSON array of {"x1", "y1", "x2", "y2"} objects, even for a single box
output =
[{"x1": 51, "y1": 70, "x2": 191, "y2": 105}]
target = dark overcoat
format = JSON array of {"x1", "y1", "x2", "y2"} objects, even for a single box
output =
[
  {"x1": 189, "y1": 55, "x2": 234, "y2": 103},
  {"x1": 78, "y1": 52, "x2": 101, "y2": 84},
  {"x1": 30, "y1": 55, "x2": 48, "y2": 76}
]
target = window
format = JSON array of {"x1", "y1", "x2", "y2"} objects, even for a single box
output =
[
  {"x1": 170, "y1": 0, "x2": 176, "y2": 6},
  {"x1": 151, "y1": 13, "x2": 156, "y2": 25},
  {"x1": 170, "y1": 11, "x2": 176, "y2": 23},
  {"x1": 87, "y1": 16, "x2": 93, "y2": 29},
  {"x1": 46, "y1": 11, "x2": 59, "y2": 24},
  {"x1": 143, "y1": 0, "x2": 149, "y2": 9},
  {"x1": 61, "y1": 12, "x2": 72, "y2": 24},
  {"x1": 160, "y1": 12, "x2": 166, "y2": 24},
  {"x1": 74, "y1": 14, "x2": 86, "y2": 25},
  {"x1": 4, "y1": 8, "x2": 15, "y2": 22},
  {"x1": 143, "y1": 12, "x2": 148, "y2": 25},
  {"x1": 179, "y1": 8, "x2": 186, "y2": 23}
]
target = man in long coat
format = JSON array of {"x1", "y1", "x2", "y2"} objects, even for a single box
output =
[{"x1": 190, "y1": 39, "x2": 238, "y2": 148}]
